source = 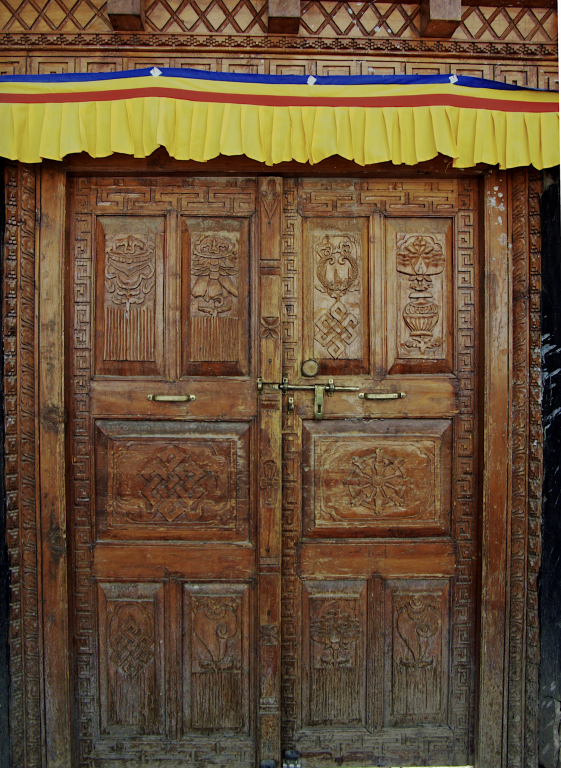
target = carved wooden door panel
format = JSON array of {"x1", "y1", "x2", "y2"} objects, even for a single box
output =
[
  {"x1": 67, "y1": 175, "x2": 283, "y2": 767},
  {"x1": 280, "y1": 178, "x2": 479, "y2": 767}
]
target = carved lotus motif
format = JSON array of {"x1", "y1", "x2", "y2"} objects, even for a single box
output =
[
  {"x1": 396, "y1": 595, "x2": 440, "y2": 670},
  {"x1": 191, "y1": 234, "x2": 239, "y2": 317}
]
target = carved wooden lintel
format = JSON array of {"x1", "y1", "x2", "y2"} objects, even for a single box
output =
[
  {"x1": 107, "y1": 0, "x2": 146, "y2": 32},
  {"x1": 419, "y1": 0, "x2": 462, "y2": 38},
  {"x1": 267, "y1": 0, "x2": 300, "y2": 35}
]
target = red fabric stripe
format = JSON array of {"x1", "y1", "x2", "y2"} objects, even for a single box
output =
[{"x1": 0, "y1": 87, "x2": 558, "y2": 113}]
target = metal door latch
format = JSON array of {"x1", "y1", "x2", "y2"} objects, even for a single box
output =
[
  {"x1": 257, "y1": 378, "x2": 359, "y2": 419},
  {"x1": 282, "y1": 750, "x2": 301, "y2": 768}
]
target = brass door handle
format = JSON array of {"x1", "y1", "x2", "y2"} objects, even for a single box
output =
[
  {"x1": 147, "y1": 394, "x2": 196, "y2": 402},
  {"x1": 358, "y1": 392, "x2": 406, "y2": 400}
]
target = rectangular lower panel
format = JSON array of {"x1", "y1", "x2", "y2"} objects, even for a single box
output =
[
  {"x1": 302, "y1": 580, "x2": 367, "y2": 729},
  {"x1": 183, "y1": 583, "x2": 252, "y2": 735},
  {"x1": 98, "y1": 582, "x2": 165, "y2": 737},
  {"x1": 384, "y1": 578, "x2": 450, "y2": 728}
]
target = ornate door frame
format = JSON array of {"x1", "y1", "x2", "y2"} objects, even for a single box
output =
[{"x1": 2, "y1": 157, "x2": 542, "y2": 768}]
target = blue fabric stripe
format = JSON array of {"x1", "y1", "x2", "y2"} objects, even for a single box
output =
[{"x1": 0, "y1": 67, "x2": 544, "y2": 92}]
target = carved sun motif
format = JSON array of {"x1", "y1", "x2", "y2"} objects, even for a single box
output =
[{"x1": 343, "y1": 448, "x2": 408, "y2": 514}]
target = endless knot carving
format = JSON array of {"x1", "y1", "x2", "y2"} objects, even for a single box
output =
[
  {"x1": 138, "y1": 446, "x2": 214, "y2": 522},
  {"x1": 314, "y1": 234, "x2": 360, "y2": 359},
  {"x1": 396, "y1": 596, "x2": 440, "y2": 670},
  {"x1": 109, "y1": 603, "x2": 155, "y2": 678},
  {"x1": 343, "y1": 448, "x2": 408, "y2": 514},
  {"x1": 105, "y1": 234, "x2": 155, "y2": 315},
  {"x1": 396, "y1": 234, "x2": 445, "y2": 354},
  {"x1": 310, "y1": 601, "x2": 360, "y2": 668},
  {"x1": 191, "y1": 234, "x2": 239, "y2": 318}
]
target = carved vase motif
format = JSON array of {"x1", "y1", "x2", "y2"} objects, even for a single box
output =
[{"x1": 396, "y1": 234, "x2": 445, "y2": 355}]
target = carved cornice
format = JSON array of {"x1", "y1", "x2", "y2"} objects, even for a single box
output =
[{"x1": 0, "y1": 32, "x2": 556, "y2": 59}]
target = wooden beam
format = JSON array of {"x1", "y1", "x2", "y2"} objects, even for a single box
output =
[
  {"x1": 419, "y1": 0, "x2": 462, "y2": 38},
  {"x1": 267, "y1": 0, "x2": 300, "y2": 35},
  {"x1": 477, "y1": 169, "x2": 511, "y2": 768},
  {"x1": 107, "y1": 0, "x2": 145, "y2": 31},
  {"x1": 39, "y1": 165, "x2": 71, "y2": 767}
]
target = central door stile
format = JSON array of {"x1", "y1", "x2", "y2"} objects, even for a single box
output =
[{"x1": 257, "y1": 177, "x2": 283, "y2": 767}]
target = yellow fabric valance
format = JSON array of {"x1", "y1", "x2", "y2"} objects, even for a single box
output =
[{"x1": 0, "y1": 68, "x2": 558, "y2": 169}]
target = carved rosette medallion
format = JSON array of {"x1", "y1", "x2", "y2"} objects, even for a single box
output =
[
  {"x1": 314, "y1": 234, "x2": 360, "y2": 359},
  {"x1": 343, "y1": 448, "x2": 408, "y2": 515},
  {"x1": 396, "y1": 234, "x2": 445, "y2": 355},
  {"x1": 191, "y1": 234, "x2": 239, "y2": 318}
]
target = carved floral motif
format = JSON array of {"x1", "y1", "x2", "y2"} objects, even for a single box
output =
[
  {"x1": 314, "y1": 234, "x2": 360, "y2": 359},
  {"x1": 396, "y1": 234, "x2": 445, "y2": 354},
  {"x1": 260, "y1": 316, "x2": 280, "y2": 339},
  {"x1": 396, "y1": 596, "x2": 440, "y2": 670},
  {"x1": 191, "y1": 234, "x2": 239, "y2": 317},
  {"x1": 343, "y1": 449, "x2": 409, "y2": 514},
  {"x1": 109, "y1": 603, "x2": 155, "y2": 678},
  {"x1": 192, "y1": 597, "x2": 241, "y2": 673}
]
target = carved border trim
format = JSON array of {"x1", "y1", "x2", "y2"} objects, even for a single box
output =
[
  {"x1": 507, "y1": 167, "x2": 542, "y2": 768},
  {"x1": 0, "y1": 33, "x2": 556, "y2": 59},
  {"x1": 3, "y1": 163, "x2": 41, "y2": 767},
  {"x1": 526, "y1": 168, "x2": 542, "y2": 766}
]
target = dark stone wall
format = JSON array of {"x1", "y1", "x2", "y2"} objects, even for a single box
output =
[{"x1": 539, "y1": 165, "x2": 561, "y2": 768}]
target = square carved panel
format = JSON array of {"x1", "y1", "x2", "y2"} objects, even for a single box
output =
[
  {"x1": 303, "y1": 419, "x2": 452, "y2": 537},
  {"x1": 95, "y1": 420, "x2": 251, "y2": 542}
]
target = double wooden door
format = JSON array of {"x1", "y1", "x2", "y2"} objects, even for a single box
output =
[{"x1": 67, "y1": 173, "x2": 479, "y2": 767}]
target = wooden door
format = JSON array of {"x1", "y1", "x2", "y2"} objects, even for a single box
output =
[
  {"x1": 67, "y1": 175, "x2": 283, "y2": 767},
  {"x1": 279, "y1": 178, "x2": 479, "y2": 767},
  {"x1": 67, "y1": 172, "x2": 479, "y2": 768}
]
